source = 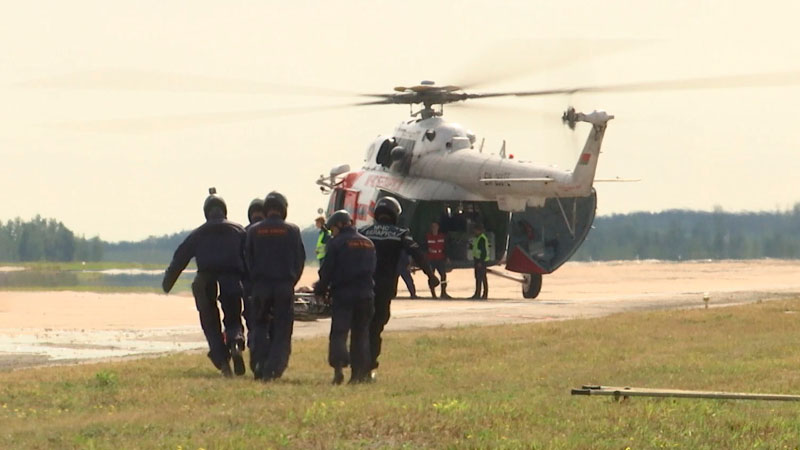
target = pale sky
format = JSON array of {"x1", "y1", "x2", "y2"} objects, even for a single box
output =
[{"x1": 2, "y1": 1, "x2": 800, "y2": 241}]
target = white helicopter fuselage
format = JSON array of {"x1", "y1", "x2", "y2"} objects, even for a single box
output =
[{"x1": 322, "y1": 110, "x2": 613, "y2": 226}]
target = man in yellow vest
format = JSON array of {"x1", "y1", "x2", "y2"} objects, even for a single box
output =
[
  {"x1": 470, "y1": 223, "x2": 489, "y2": 300},
  {"x1": 315, "y1": 216, "x2": 331, "y2": 264}
]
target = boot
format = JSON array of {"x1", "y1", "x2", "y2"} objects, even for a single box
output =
[
  {"x1": 220, "y1": 362, "x2": 233, "y2": 378},
  {"x1": 440, "y1": 286, "x2": 452, "y2": 299},
  {"x1": 469, "y1": 286, "x2": 481, "y2": 299},
  {"x1": 430, "y1": 287, "x2": 438, "y2": 299},
  {"x1": 208, "y1": 352, "x2": 233, "y2": 378},
  {"x1": 230, "y1": 337, "x2": 246, "y2": 376},
  {"x1": 332, "y1": 366, "x2": 344, "y2": 385}
]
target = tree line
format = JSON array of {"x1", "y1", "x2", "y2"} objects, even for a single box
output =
[
  {"x1": 102, "y1": 226, "x2": 321, "y2": 264},
  {"x1": 0, "y1": 216, "x2": 103, "y2": 262},
  {"x1": 573, "y1": 206, "x2": 800, "y2": 261},
  {"x1": 3, "y1": 208, "x2": 800, "y2": 263}
]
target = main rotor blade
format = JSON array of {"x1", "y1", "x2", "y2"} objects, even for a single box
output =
[
  {"x1": 447, "y1": 102, "x2": 553, "y2": 120},
  {"x1": 467, "y1": 71, "x2": 800, "y2": 99},
  {"x1": 18, "y1": 69, "x2": 356, "y2": 97},
  {"x1": 45, "y1": 104, "x2": 360, "y2": 133},
  {"x1": 453, "y1": 38, "x2": 646, "y2": 90}
]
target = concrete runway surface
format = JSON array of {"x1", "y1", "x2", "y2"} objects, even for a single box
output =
[{"x1": 1, "y1": 260, "x2": 799, "y2": 370}]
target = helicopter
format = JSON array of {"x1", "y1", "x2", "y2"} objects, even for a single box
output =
[
  {"x1": 315, "y1": 81, "x2": 620, "y2": 299},
  {"x1": 32, "y1": 67, "x2": 800, "y2": 300}
]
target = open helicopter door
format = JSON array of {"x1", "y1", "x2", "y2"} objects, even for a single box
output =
[
  {"x1": 506, "y1": 189, "x2": 597, "y2": 276},
  {"x1": 326, "y1": 188, "x2": 360, "y2": 218}
]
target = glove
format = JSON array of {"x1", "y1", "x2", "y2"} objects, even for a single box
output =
[
  {"x1": 161, "y1": 270, "x2": 176, "y2": 294},
  {"x1": 428, "y1": 276, "x2": 440, "y2": 289}
]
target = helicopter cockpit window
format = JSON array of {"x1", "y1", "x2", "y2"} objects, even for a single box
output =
[
  {"x1": 395, "y1": 138, "x2": 415, "y2": 153},
  {"x1": 447, "y1": 136, "x2": 471, "y2": 152},
  {"x1": 376, "y1": 138, "x2": 396, "y2": 168}
]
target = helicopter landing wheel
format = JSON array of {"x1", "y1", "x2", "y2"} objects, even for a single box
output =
[{"x1": 522, "y1": 273, "x2": 542, "y2": 299}]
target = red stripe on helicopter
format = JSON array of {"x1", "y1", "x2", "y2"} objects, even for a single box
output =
[
  {"x1": 342, "y1": 171, "x2": 363, "y2": 189},
  {"x1": 579, "y1": 153, "x2": 591, "y2": 165}
]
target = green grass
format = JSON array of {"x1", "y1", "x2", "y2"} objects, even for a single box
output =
[{"x1": 4, "y1": 299, "x2": 800, "y2": 448}]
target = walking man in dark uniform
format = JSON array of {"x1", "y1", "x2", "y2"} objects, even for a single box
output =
[
  {"x1": 314, "y1": 210, "x2": 376, "y2": 384},
  {"x1": 396, "y1": 250, "x2": 418, "y2": 299},
  {"x1": 162, "y1": 188, "x2": 246, "y2": 377},
  {"x1": 470, "y1": 223, "x2": 490, "y2": 299},
  {"x1": 243, "y1": 198, "x2": 265, "y2": 371},
  {"x1": 245, "y1": 192, "x2": 305, "y2": 381},
  {"x1": 360, "y1": 197, "x2": 439, "y2": 379}
]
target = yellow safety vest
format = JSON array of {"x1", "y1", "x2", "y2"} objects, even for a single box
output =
[
  {"x1": 315, "y1": 230, "x2": 330, "y2": 260},
  {"x1": 472, "y1": 233, "x2": 489, "y2": 262}
]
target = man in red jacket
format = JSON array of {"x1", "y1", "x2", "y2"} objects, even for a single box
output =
[{"x1": 425, "y1": 221, "x2": 451, "y2": 299}]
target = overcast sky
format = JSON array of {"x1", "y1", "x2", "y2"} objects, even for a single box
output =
[{"x1": 2, "y1": 1, "x2": 799, "y2": 241}]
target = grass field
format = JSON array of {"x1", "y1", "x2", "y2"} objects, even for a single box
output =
[{"x1": 3, "y1": 299, "x2": 800, "y2": 448}]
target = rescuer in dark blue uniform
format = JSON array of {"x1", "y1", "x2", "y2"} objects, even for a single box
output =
[
  {"x1": 245, "y1": 192, "x2": 305, "y2": 381},
  {"x1": 243, "y1": 198, "x2": 265, "y2": 371},
  {"x1": 162, "y1": 188, "x2": 246, "y2": 377},
  {"x1": 315, "y1": 210, "x2": 376, "y2": 384},
  {"x1": 360, "y1": 197, "x2": 439, "y2": 379}
]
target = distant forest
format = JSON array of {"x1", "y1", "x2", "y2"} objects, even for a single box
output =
[
  {"x1": 0, "y1": 216, "x2": 103, "y2": 262},
  {"x1": 573, "y1": 206, "x2": 800, "y2": 261},
  {"x1": 2, "y1": 208, "x2": 800, "y2": 263},
  {"x1": 103, "y1": 226, "x2": 321, "y2": 264}
]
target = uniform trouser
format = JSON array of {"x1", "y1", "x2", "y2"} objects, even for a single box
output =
[
  {"x1": 399, "y1": 269, "x2": 416, "y2": 297},
  {"x1": 241, "y1": 280, "x2": 271, "y2": 351},
  {"x1": 430, "y1": 260, "x2": 447, "y2": 293},
  {"x1": 192, "y1": 272, "x2": 243, "y2": 364},
  {"x1": 369, "y1": 284, "x2": 395, "y2": 370},
  {"x1": 251, "y1": 280, "x2": 295, "y2": 379},
  {"x1": 474, "y1": 261, "x2": 488, "y2": 296},
  {"x1": 329, "y1": 295, "x2": 374, "y2": 379}
]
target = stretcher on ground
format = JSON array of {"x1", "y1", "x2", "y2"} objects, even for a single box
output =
[{"x1": 293, "y1": 290, "x2": 331, "y2": 321}]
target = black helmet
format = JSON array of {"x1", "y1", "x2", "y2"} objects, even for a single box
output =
[
  {"x1": 374, "y1": 197, "x2": 402, "y2": 224},
  {"x1": 247, "y1": 198, "x2": 265, "y2": 223},
  {"x1": 264, "y1": 191, "x2": 288, "y2": 219},
  {"x1": 326, "y1": 209, "x2": 352, "y2": 230},
  {"x1": 203, "y1": 187, "x2": 227, "y2": 219}
]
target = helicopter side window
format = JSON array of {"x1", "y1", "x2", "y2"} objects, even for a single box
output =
[{"x1": 376, "y1": 139, "x2": 396, "y2": 168}]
